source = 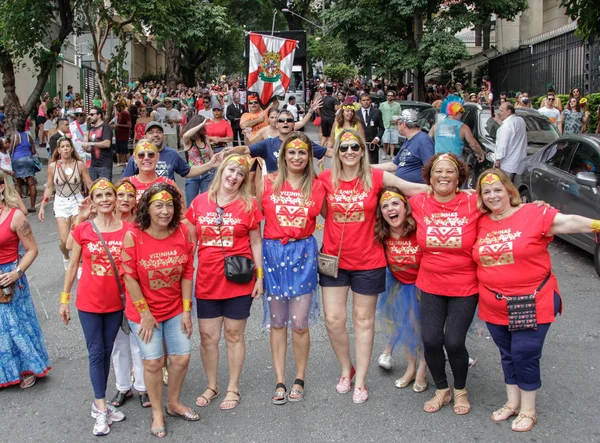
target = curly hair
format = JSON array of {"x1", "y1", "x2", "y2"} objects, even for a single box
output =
[
  {"x1": 421, "y1": 152, "x2": 468, "y2": 188},
  {"x1": 135, "y1": 182, "x2": 182, "y2": 231},
  {"x1": 374, "y1": 186, "x2": 416, "y2": 244},
  {"x1": 335, "y1": 104, "x2": 358, "y2": 128}
]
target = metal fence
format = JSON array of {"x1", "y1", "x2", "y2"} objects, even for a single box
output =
[
  {"x1": 81, "y1": 66, "x2": 99, "y2": 112},
  {"x1": 489, "y1": 30, "x2": 600, "y2": 96}
]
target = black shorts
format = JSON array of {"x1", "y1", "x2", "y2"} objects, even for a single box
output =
[
  {"x1": 196, "y1": 295, "x2": 253, "y2": 320},
  {"x1": 115, "y1": 140, "x2": 129, "y2": 155},
  {"x1": 36, "y1": 116, "x2": 47, "y2": 126},
  {"x1": 319, "y1": 267, "x2": 386, "y2": 295},
  {"x1": 321, "y1": 118, "x2": 334, "y2": 137}
]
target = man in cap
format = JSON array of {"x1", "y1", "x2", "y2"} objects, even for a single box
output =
[
  {"x1": 429, "y1": 102, "x2": 484, "y2": 161},
  {"x1": 373, "y1": 109, "x2": 434, "y2": 183},
  {"x1": 65, "y1": 85, "x2": 75, "y2": 101}
]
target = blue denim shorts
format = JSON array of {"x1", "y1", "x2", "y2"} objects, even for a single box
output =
[{"x1": 129, "y1": 313, "x2": 191, "y2": 360}]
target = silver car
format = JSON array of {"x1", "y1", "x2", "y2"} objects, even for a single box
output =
[{"x1": 515, "y1": 135, "x2": 600, "y2": 275}]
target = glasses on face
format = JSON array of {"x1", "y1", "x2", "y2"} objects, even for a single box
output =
[
  {"x1": 89, "y1": 112, "x2": 98, "y2": 116},
  {"x1": 203, "y1": 100, "x2": 210, "y2": 103},
  {"x1": 216, "y1": 206, "x2": 224, "y2": 226},
  {"x1": 339, "y1": 144, "x2": 361, "y2": 153},
  {"x1": 547, "y1": 98, "x2": 555, "y2": 101},
  {"x1": 249, "y1": 100, "x2": 259, "y2": 105},
  {"x1": 278, "y1": 118, "x2": 294, "y2": 123},
  {"x1": 136, "y1": 151, "x2": 156, "y2": 159}
]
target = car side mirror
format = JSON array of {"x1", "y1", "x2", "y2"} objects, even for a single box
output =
[
  {"x1": 575, "y1": 171, "x2": 598, "y2": 193},
  {"x1": 397, "y1": 135, "x2": 407, "y2": 144}
]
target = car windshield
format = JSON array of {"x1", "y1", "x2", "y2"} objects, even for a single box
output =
[{"x1": 479, "y1": 113, "x2": 560, "y2": 145}]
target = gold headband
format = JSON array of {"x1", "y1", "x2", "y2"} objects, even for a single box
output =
[
  {"x1": 480, "y1": 173, "x2": 501, "y2": 185},
  {"x1": 340, "y1": 131, "x2": 360, "y2": 143},
  {"x1": 116, "y1": 182, "x2": 136, "y2": 195},
  {"x1": 227, "y1": 155, "x2": 249, "y2": 169},
  {"x1": 90, "y1": 179, "x2": 116, "y2": 195},
  {"x1": 341, "y1": 104, "x2": 355, "y2": 110},
  {"x1": 285, "y1": 138, "x2": 309, "y2": 151},
  {"x1": 133, "y1": 140, "x2": 159, "y2": 156},
  {"x1": 379, "y1": 191, "x2": 407, "y2": 205},
  {"x1": 148, "y1": 190, "x2": 173, "y2": 204},
  {"x1": 432, "y1": 153, "x2": 459, "y2": 170}
]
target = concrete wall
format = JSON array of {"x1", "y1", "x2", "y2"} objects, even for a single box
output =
[
  {"x1": 542, "y1": 0, "x2": 570, "y2": 32},
  {"x1": 56, "y1": 61, "x2": 80, "y2": 97}
]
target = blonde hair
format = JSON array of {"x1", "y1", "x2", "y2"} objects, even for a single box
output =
[
  {"x1": 51, "y1": 137, "x2": 82, "y2": 163},
  {"x1": 476, "y1": 168, "x2": 521, "y2": 213},
  {"x1": 208, "y1": 154, "x2": 254, "y2": 213},
  {"x1": 272, "y1": 131, "x2": 316, "y2": 202},
  {"x1": 331, "y1": 129, "x2": 372, "y2": 192},
  {"x1": 0, "y1": 171, "x2": 21, "y2": 208}
]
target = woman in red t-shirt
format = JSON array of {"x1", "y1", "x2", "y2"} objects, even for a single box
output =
[
  {"x1": 374, "y1": 187, "x2": 428, "y2": 392},
  {"x1": 133, "y1": 106, "x2": 152, "y2": 144},
  {"x1": 128, "y1": 140, "x2": 177, "y2": 202},
  {"x1": 260, "y1": 132, "x2": 325, "y2": 404},
  {"x1": 319, "y1": 129, "x2": 427, "y2": 404},
  {"x1": 185, "y1": 154, "x2": 263, "y2": 411},
  {"x1": 121, "y1": 183, "x2": 197, "y2": 438},
  {"x1": 59, "y1": 178, "x2": 128, "y2": 436},
  {"x1": 409, "y1": 153, "x2": 482, "y2": 415},
  {"x1": 474, "y1": 169, "x2": 600, "y2": 432}
]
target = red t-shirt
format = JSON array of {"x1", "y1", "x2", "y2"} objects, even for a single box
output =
[
  {"x1": 71, "y1": 221, "x2": 129, "y2": 313},
  {"x1": 205, "y1": 119, "x2": 233, "y2": 138},
  {"x1": 319, "y1": 168, "x2": 386, "y2": 270},
  {"x1": 473, "y1": 204, "x2": 560, "y2": 325},
  {"x1": 121, "y1": 225, "x2": 195, "y2": 323},
  {"x1": 410, "y1": 192, "x2": 481, "y2": 296},
  {"x1": 385, "y1": 232, "x2": 421, "y2": 284},
  {"x1": 116, "y1": 110, "x2": 131, "y2": 141},
  {"x1": 262, "y1": 176, "x2": 326, "y2": 243},
  {"x1": 185, "y1": 193, "x2": 264, "y2": 300},
  {"x1": 129, "y1": 175, "x2": 175, "y2": 202}
]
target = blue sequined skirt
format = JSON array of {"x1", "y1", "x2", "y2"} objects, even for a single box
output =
[
  {"x1": 0, "y1": 261, "x2": 51, "y2": 387},
  {"x1": 376, "y1": 269, "x2": 423, "y2": 358}
]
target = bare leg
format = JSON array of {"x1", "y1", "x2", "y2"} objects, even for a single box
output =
[
  {"x1": 415, "y1": 356, "x2": 428, "y2": 387},
  {"x1": 143, "y1": 358, "x2": 165, "y2": 429},
  {"x1": 492, "y1": 383, "x2": 520, "y2": 421},
  {"x1": 322, "y1": 286, "x2": 352, "y2": 377},
  {"x1": 165, "y1": 354, "x2": 193, "y2": 414},
  {"x1": 512, "y1": 389, "x2": 537, "y2": 431},
  {"x1": 56, "y1": 217, "x2": 72, "y2": 260},
  {"x1": 352, "y1": 293, "x2": 378, "y2": 389},
  {"x1": 270, "y1": 326, "x2": 287, "y2": 395},
  {"x1": 27, "y1": 176, "x2": 36, "y2": 209},
  {"x1": 197, "y1": 317, "x2": 222, "y2": 404},
  {"x1": 290, "y1": 328, "x2": 309, "y2": 398},
  {"x1": 222, "y1": 317, "x2": 248, "y2": 408}
]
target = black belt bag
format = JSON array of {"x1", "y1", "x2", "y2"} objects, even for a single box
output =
[{"x1": 489, "y1": 273, "x2": 551, "y2": 332}]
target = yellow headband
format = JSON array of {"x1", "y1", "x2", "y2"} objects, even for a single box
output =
[
  {"x1": 148, "y1": 190, "x2": 173, "y2": 204},
  {"x1": 116, "y1": 182, "x2": 136, "y2": 195},
  {"x1": 227, "y1": 155, "x2": 249, "y2": 169},
  {"x1": 285, "y1": 138, "x2": 309, "y2": 151},
  {"x1": 341, "y1": 104, "x2": 355, "y2": 110},
  {"x1": 90, "y1": 179, "x2": 116, "y2": 195},
  {"x1": 480, "y1": 173, "x2": 501, "y2": 185},
  {"x1": 379, "y1": 191, "x2": 407, "y2": 204},
  {"x1": 340, "y1": 131, "x2": 360, "y2": 143},
  {"x1": 432, "y1": 153, "x2": 459, "y2": 170},
  {"x1": 133, "y1": 140, "x2": 159, "y2": 156}
]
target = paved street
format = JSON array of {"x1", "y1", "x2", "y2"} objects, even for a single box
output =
[{"x1": 2, "y1": 127, "x2": 599, "y2": 443}]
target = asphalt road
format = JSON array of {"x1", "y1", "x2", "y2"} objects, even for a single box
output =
[{"x1": 1, "y1": 126, "x2": 599, "y2": 442}]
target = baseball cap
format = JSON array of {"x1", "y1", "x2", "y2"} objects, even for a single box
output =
[
  {"x1": 212, "y1": 102, "x2": 223, "y2": 110},
  {"x1": 145, "y1": 121, "x2": 164, "y2": 133},
  {"x1": 73, "y1": 107, "x2": 85, "y2": 115},
  {"x1": 397, "y1": 109, "x2": 419, "y2": 124}
]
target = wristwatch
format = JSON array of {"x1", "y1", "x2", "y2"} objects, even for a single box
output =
[{"x1": 16, "y1": 267, "x2": 24, "y2": 278}]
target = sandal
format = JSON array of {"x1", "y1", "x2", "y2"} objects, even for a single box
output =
[
  {"x1": 413, "y1": 381, "x2": 429, "y2": 393},
  {"x1": 150, "y1": 425, "x2": 167, "y2": 438},
  {"x1": 196, "y1": 387, "x2": 220, "y2": 407},
  {"x1": 288, "y1": 379, "x2": 304, "y2": 402},
  {"x1": 162, "y1": 367, "x2": 168, "y2": 386},
  {"x1": 453, "y1": 388, "x2": 471, "y2": 415},
  {"x1": 139, "y1": 392, "x2": 151, "y2": 408},
  {"x1": 19, "y1": 375, "x2": 36, "y2": 389},
  {"x1": 272, "y1": 383, "x2": 288, "y2": 405},
  {"x1": 164, "y1": 405, "x2": 200, "y2": 421},
  {"x1": 512, "y1": 413, "x2": 538, "y2": 432},
  {"x1": 110, "y1": 390, "x2": 133, "y2": 407},
  {"x1": 220, "y1": 391, "x2": 241, "y2": 410},
  {"x1": 491, "y1": 404, "x2": 519, "y2": 422},
  {"x1": 423, "y1": 389, "x2": 452, "y2": 413}
]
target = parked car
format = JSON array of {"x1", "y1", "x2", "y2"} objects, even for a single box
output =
[
  {"x1": 514, "y1": 134, "x2": 600, "y2": 276},
  {"x1": 460, "y1": 103, "x2": 561, "y2": 188}
]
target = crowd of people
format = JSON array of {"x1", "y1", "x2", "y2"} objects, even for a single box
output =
[{"x1": 1, "y1": 76, "x2": 600, "y2": 439}]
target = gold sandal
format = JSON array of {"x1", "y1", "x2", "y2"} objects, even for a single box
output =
[
  {"x1": 453, "y1": 388, "x2": 471, "y2": 415},
  {"x1": 423, "y1": 389, "x2": 451, "y2": 413},
  {"x1": 491, "y1": 404, "x2": 519, "y2": 422},
  {"x1": 512, "y1": 413, "x2": 538, "y2": 432}
]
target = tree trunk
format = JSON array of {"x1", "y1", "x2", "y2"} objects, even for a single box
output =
[
  {"x1": 0, "y1": 54, "x2": 25, "y2": 135},
  {"x1": 165, "y1": 39, "x2": 183, "y2": 90}
]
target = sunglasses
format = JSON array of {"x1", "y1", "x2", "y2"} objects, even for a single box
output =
[
  {"x1": 278, "y1": 118, "x2": 294, "y2": 123},
  {"x1": 136, "y1": 151, "x2": 156, "y2": 159},
  {"x1": 203, "y1": 100, "x2": 210, "y2": 103},
  {"x1": 249, "y1": 100, "x2": 259, "y2": 105},
  {"x1": 547, "y1": 98, "x2": 555, "y2": 101},
  {"x1": 216, "y1": 206, "x2": 224, "y2": 226},
  {"x1": 339, "y1": 144, "x2": 361, "y2": 153}
]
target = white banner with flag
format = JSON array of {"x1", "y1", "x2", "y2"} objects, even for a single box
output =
[{"x1": 247, "y1": 33, "x2": 298, "y2": 106}]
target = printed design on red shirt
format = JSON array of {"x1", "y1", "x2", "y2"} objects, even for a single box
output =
[
  {"x1": 387, "y1": 240, "x2": 419, "y2": 273},
  {"x1": 424, "y1": 211, "x2": 468, "y2": 248},
  {"x1": 270, "y1": 191, "x2": 314, "y2": 228},
  {"x1": 139, "y1": 249, "x2": 188, "y2": 289},
  {"x1": 329, "y1": 190, "x2": 369, "y2": 223},
  {"x1": 87, "y1": 240, "x2": 123, "y2": 276},
  {"x1": 477, "y1": 228, "x2": 522, "y2": 267},
  {"x1": 198, "y1": 211, "x2": 241, "y2": 247}
]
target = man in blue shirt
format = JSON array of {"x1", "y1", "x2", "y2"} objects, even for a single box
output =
[{"x1": 373, "y1": 109, "x2": 434, "y2": 184}]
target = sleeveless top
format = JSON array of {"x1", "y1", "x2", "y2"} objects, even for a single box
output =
[
  {"x1": 188, "y1": 140, "x2": 210, "y2": 167},
  {"x1": 0, "y1": 207, "x2": 19, "y2": 263},
  {"x1": 434, "y1": 119, "x2": 464, "y2": 156},
  {"x1": 12, "y1": 132, "x2": 33, "y2": 161},
  {"x1": 54, "y1": 160, "x2": 82, "y2": 198},
  {"x1": 334, "y1": 123, "x2": 359, "y2": 140}
]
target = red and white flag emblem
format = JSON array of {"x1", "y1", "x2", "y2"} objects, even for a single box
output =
[{"x1": 247, "y1": 33, "x2": 298, "y2": 105}]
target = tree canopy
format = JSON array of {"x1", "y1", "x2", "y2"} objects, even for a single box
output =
[{"x1": 561, "y1": 0, "x2": 600, "y2": 43}]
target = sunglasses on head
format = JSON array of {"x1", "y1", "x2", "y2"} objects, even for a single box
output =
[
  {"x1": 278, "y1": 118, "x2": 294, "y2": 123},
  {"x1": 136, "y1": 151, "x2": 156, "y2": 159},
  {"x1": 249, "y1": 100, "x2": 259, "y2": 105},
  {"x1": 339, "y1": 144, "x2": 361, "y2": 153},
  {"x1": 216, "y1": 206, "x2": 224, "y2": 226}
]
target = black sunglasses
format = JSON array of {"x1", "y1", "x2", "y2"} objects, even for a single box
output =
[
  {"x1": 249, "y1": 100, "x2": 259, "y2": 105},
  {"x1": 339, "y1": 144, "x2": 361, "y2": 153},
  {"x1": 216, "y1": 206, "x2": 224, "y2": 226},
  {"x1": 387, "y1": 95, "x2": 394, "y2": 97},
  {"x1": 136, "y1": 151, "x2": 156, "y2": 159},
  {"x1": 278, "y1": 118, "x2": 294, "y2": 123}
]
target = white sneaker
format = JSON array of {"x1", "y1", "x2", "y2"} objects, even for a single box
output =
[
  {"x1": 91, "y1": 402, "x2": 126, "y2": 422},
  {"x1": 92, "y1": 410, "x2": 110, "y2": 436},
  {"x1": 378, "y1": 353, "x2": 392, "y2": 370}
]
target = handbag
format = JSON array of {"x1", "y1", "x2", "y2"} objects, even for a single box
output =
[
  {"x1": 31, "y1": 155, "x2": 43, "y2": 173},
  {"x1": 317, "y1": 180, "x2": 358, "y2": 278},
  {"x1": 490, "y1": 273, "x2": 551, "y2": 332},
  {"x1": 91, "y1": 221, "x2": 130, "y2": 334}
]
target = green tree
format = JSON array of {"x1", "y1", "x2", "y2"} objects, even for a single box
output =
[
  {"x1": 324, "y1": 63, "x2": 357, "y2": 82},
  {"x1": 561, "y1": 0, "x2": 600, "y2": 43}
]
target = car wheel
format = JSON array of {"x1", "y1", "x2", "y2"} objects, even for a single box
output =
[
  {"x1": 594, "y1": 242, "x2": 600, "y2": 277},
  {"x1": 520, "y1": 188, "x2": 531, "y2": 204}
]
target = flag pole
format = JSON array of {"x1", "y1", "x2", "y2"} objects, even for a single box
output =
[{"x1": 271, "y1": 9, "x2": 277, "y2": 35}]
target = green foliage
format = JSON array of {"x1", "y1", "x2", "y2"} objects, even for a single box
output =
[
  {"x1": 324, "y1": 63, "x2": 357, "y2": 82},
  {"x1": 452, "y1": 68, "x2": 471, "y2": 88},
  {"x1": 585, "y1": 93, "x2": 600, "y2": 133},
  {"x1": 561, "y1": 0, "x2": 600, "y2": 43},
  {"x1": 473, "y1": 63, "x2": 489, "y2": 88}
]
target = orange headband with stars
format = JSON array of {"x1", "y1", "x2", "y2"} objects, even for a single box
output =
[
  {"x1": 90, "y1": 179, "x2": 116, "y2": 196},
  {"x1": 480, "y1": 173, "x2": 501, "y2": 185},
  {"x1": 227, "y1": 155, "x2": 249, "y2": 169},
  {"x1": 148, "y1": 190, "x2": 173, "y2": 204},
  {"x1": 285, "y1": 138, "x2": 309, "y2": 151},
  {"x1": 133, "y1": 140, "x2": 158, "y2": 156},
  {"x1": 379, "y1": 190, "x2": 407, "y2": 204}
]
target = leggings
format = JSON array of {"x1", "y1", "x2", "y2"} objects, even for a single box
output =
[
  {"x1": 420, "y1": 292, "x2": 478, "y2": 390},
  {"x1": 78, "y1": 310, "x2": 123, "y2": 399}
]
